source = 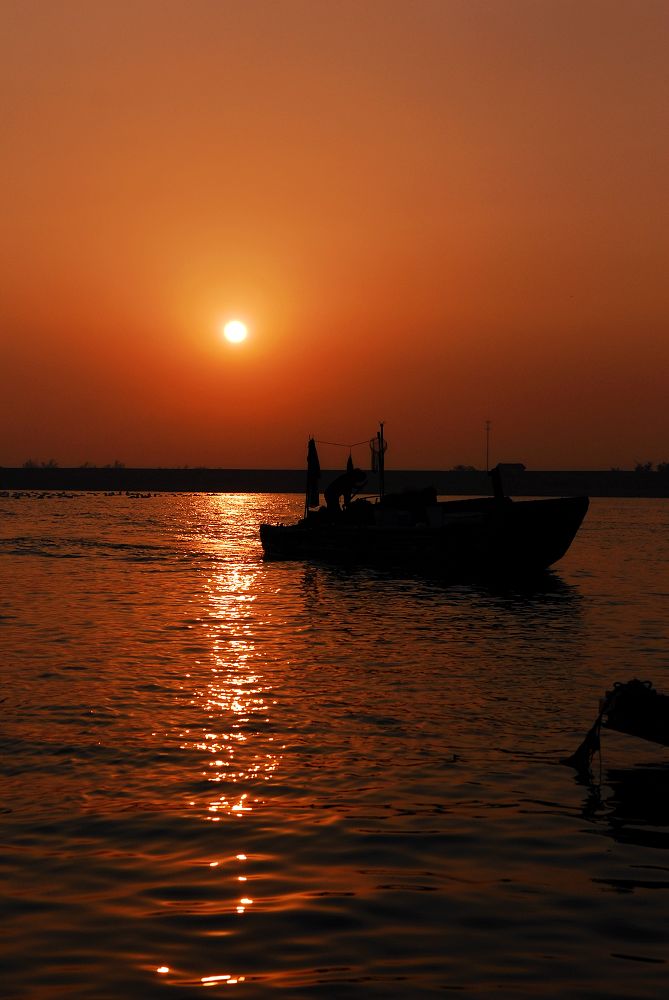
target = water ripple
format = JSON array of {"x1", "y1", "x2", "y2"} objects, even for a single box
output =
[{"x1": 1, "y1": 494, "x2": 669, "y2": 997}]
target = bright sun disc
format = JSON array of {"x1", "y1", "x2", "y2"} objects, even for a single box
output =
[{"x1": 223, "y1": 320, "x2": 248, "y2": 344}]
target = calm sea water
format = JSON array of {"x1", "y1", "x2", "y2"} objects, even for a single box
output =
[{"x1": 1, "y1": 492, "x2": 668, "y2": 999}]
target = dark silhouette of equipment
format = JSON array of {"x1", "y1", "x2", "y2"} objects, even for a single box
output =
[{"x1": 324, "y1": 467, "x2": 367, "y2": 511}]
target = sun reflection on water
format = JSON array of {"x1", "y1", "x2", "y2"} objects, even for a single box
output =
[
  {"x1": 173, "y1": 546, "x2": 287, "y2": 955},
  {"x1": 201, "y1": 973, "x2": 246, "y2": 986},
  {"x1": 179, "y1": 560, "x2": 283, "y2": 823}
]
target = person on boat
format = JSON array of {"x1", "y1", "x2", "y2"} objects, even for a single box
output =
[{"x1": 324, "y1": 467, "x2": 367, "y2": 512}]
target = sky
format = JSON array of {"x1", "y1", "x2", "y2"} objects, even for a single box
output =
[{"x1": 1, "y1": 0, "x2": 667, "y2": 471}]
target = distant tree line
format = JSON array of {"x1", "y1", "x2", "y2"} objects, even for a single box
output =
[
  {"x1": 634, "y1": 461, "x2": 669, "y2": 473},
  {"x1": 22, "y1": 458, "x2": 60, "y2": 468},
  {"x1": 22, "y1": 459, "x2": 126, "y2": 469},
  {"x1": 12, "y1": 458, "x2": 669, "y2": 473}
]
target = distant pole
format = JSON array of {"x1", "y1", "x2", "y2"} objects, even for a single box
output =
[{"x1": 485, "y1": 420, "x2": 491, "y2": 472}]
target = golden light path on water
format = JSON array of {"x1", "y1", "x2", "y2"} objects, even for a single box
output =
[{"x1": 168, "y1": 506, "x2": 290, "y2": 988}]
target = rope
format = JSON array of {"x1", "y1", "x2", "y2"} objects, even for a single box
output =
[
  {"x1": 561, "y1": 691, "x2": 614, "y2": 775},
  {"x1": 315, "y1": 438, "x2": 370, "y2": 449}
]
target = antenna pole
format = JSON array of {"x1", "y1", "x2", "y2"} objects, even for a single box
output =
[{"x1": 485, "y1": 420, "x2": 491, "y2": 473}]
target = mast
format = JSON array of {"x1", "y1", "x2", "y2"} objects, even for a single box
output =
[{"x1": 377, "y1": 422, "x2": 385, "y2": 499}]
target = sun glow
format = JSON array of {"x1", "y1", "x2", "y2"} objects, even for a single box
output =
[{"x1": 223, "y1": 320, "x2": 248, "y2": 344}]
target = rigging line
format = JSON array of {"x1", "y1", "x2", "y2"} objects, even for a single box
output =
[{"x1": 315, "y1": 438, "x2": 371, "y2": 449}]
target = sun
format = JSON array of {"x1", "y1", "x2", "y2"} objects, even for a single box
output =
[{"x1": 223, "y1": 319, "x2": 248, "y2": 344}]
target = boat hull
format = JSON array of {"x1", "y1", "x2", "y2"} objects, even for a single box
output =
[
  {"x1": 602, "y1": 680, "x2": 669, "y2": 746},
  {"x1": 260, "y1": 495, "x2": 589, "y2": 578}
]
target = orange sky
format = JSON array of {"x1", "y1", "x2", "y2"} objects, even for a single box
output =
[{"x1": 1, "y1": 0, "x2": 667, "y2": 470}]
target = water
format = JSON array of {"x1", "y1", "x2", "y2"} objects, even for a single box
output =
[{"x1": 1, "y1": 492, "x2": 668, "y2": 998}]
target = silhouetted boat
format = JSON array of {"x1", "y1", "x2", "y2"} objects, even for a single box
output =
[{"x1": 259, "y1": 427, "x2": 589, "y2": 579}]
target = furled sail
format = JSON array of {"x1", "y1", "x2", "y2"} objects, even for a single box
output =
[{"x1": 306, "y1": 437, "x2": 321, "y2": 508}]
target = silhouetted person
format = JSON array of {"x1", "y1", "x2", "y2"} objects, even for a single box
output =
[{"x1": 324, "y1": 467, "x2": 366, "y2": 512}]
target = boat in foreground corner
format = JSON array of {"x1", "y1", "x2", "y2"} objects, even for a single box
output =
[{"x1": 259, "y1": 426, "x2": 589, "y2": 579}]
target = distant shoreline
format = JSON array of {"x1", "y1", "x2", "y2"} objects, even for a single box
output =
[{"x1": 2, "y1": 467, "x2": 668, "y2": 498}]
